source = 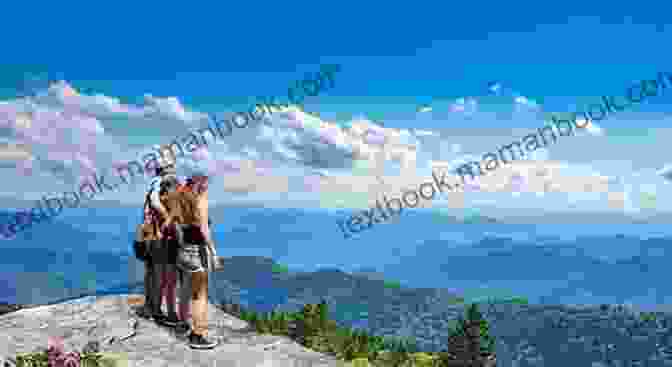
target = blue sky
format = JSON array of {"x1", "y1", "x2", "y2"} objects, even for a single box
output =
[{"x1": 1, "y1": 3, "x2": 672, "y2": 220}]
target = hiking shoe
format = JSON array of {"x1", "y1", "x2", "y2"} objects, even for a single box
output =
[
  {"x1": 165, "y1": 313, "x2": 181, "y2": 326},
  {"x1": 152, "y1": 313, "x2": 168, "y2": 324},
  {"x1": 137, "y1": 307, "x2": 153, "y2": 319},
  {"x1": 155, "y1": 313, "x2": 180, "y2": 327},
  {"x1": 188, "y1": 332, "x2": 218, "y2": 349},
  {"x1": 175, "y1": 321, "x2": 191, "y2": 334}
]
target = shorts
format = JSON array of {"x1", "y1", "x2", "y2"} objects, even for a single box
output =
[
  {"x1": 149, "y1": 239, "x2": 178, "y2": 265},
  {"x1": 177, "y1": 244, "x2": 208, "y2": 273}
]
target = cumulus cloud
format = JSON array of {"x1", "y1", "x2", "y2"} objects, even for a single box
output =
[
  {"x1": 0, "y1": 75, "x2": 663, "y2": 218},
  {"x1": 0, "y1": 100, "x2": 114, "y2": 182},
  {"x1": 423, "y1": 157, "x2": 613, "y2": 199},
  {"x1": 0, "y1": 143, "x2": 31, "y2": 161},
  {"x1": 525, "y1": 147, "x2": 550, "y2": 161},
  {"x1": 252, "y1": 110, "x2": 420, "y2": 181},
  {"x1": 0, "y1": 81, "x2": 229, "y2": 190},
  {"x1": 142, "y1": 94, "x2": 208, "y2": 123},
  {"x1": 414, "y1": 129, "x2": 436, "y2": 137}
]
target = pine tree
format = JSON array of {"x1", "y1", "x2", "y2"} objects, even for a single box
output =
[
  {"x1": 446, "y1": 303, "x2": 495, "y2": 366},
  {"x1": 295, "y1": 303, "x2": 321, "y2": 348},
  {"x1": 447, "y1": 316, "x2": 470, "y2": 362},
  {"x1": 318, "y1": 299, "x2": 329, "y2": 329},
  {"x1": 466, "y1": 303, "x2": 495, "y2": 355}
]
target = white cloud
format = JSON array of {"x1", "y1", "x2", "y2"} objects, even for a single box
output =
[
  {"x1": 0, "y1": 77, "x2": 667, "y2": 218},
  {"x1": 525, "y1": 147, "x2": 549, "y2": 161},
  {"x1": 142, "y1": 94, "x2": 208, "y2": 123},
  {"x1": 414, "y1": 129, "x2": 436, "y2": 136}
]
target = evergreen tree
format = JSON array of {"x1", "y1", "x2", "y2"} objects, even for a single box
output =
[
  {"x1": 466, "y1": 303, "x2": 495, "y2": 355},
  {"x1": 318, "y1": 299, "x2": 329, "y2": 329},
  {"x1": 446, "y1": 303, "x2": 495, "y2": 366}
]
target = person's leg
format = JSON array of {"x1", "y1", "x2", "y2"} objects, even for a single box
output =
[
  {"x1": 191, "y1": 271, "x2": 208, "y2": 336},
  {"x1": 188, "y1": 270, "x2": 217, "y2": 349},
  {"x1": 162, "y1": 238, "x2": 179, "y2": 319},
  {"x1": 151, "y1": 263, "x2": 165, "y2": 316},
  {"x1": 153, "y1": 239, "x2": 181, "y2": 326},
  {"x1": 162, "y1": 263, "x2": 178, "y2": 318},
  {"x1": 178, "y1": 270, "x2": 192, "y2": 322},
  {"x1": 142, "y1": 260, "x2": 154, "y2": 316},
  {"x1": 149, "y1": 240, "x2": 165, "y2": 317}
]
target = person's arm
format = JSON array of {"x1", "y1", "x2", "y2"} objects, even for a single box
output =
[
  {"x1": 197, "y1": 191, "x2": 213, "y2": 246},
  {"x1": 149, "y1": 179, "x2": 170, "y2": 224},
  {"x1": 161, "y1": 192, "x2": 176, "y2": 228},
  {"x1": 197, "y1": 191, "x2": 221, "y2": 270},
  {"x1": 150, "y1": 190, "x2": 170, "y2": 219}
]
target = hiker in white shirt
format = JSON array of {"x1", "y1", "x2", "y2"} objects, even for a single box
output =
[{"x1": 144, "y1": 161, "x2": 180, "y2": 326}]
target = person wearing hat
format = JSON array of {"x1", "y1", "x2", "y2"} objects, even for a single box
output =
[{"x1": 145, "y1": 158, "x2": 181, "y2": 326}]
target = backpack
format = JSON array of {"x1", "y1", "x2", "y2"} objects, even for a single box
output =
[{"x1": 133, "y1": 186, "x2": 159, "y2": 262}]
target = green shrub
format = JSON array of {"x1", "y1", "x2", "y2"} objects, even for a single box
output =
[
  {"x1": 383, "y1": 280, "x2": 402, "y2": 289},
  {"x1": 271, "y1": 263, "x2": 290, "y2": 274},
  {"x1": 640, "y1": 312, "x2": 657, "y2": 323},
  {"x1": 505, "y1": 297, "x2": 529, "y2": 305},
  {"x1": 15, "y1": 351, "x2": 112, "y2": 367},
  {"x1": 447, "y1": 297, "x2": 466, "y2": 304},
  {"x1": 226, "y1": 299, "x2": 496, "y2": 366}
]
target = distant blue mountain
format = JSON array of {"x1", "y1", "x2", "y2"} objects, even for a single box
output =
[
  {"x1": 379, "y1": 235, "x2": 672, "y2": 306},
  {"x1": 0, "y1": 209, "x2": 138, "y2": 304},
  {"x1": 4, "y1": 206, "x2": 672, "y2": 308},
  {"x1": 2, "y1": 210, "x2": 130, "y2": 255},
  {"x1": 0, "y1": 245, "x2": 134, "y2": 304}
]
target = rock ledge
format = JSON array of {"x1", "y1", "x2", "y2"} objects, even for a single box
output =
[{"x1": 0, "y1": 294, "x2": 345, "y2": 367}]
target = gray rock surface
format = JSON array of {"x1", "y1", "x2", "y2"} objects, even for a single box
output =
[{"x1": 0, "y1": 294, "x2": 346, "y2": 367}]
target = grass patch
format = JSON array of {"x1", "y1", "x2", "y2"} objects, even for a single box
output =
[
  {"x1": 271, "y1": 263, "x2": 290, "y2": 274},
  {"x1": 447, "y1": 297, "x2": 466, "y2": 304},
  {"x1": 382, "y1": 280, "x2": 402, "y2": 289},
  {"x1": 503, "y1": 297, "x2": 529, "y2": 305}
]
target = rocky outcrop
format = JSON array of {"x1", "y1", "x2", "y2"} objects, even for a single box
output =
[
  {"x1": 0, "y1": 303, "x2": 24, "y2": 316},
  {"x1": 0, "y1": 294, "x2": 345, "y2": 367}
]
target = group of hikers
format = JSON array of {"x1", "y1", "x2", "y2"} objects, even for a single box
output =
[{"x1": 134, "y1": 153, "x2": 221, "y2": 350}]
